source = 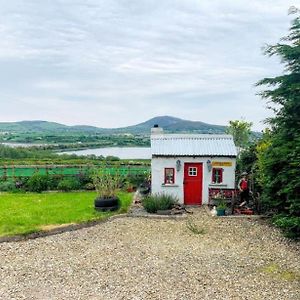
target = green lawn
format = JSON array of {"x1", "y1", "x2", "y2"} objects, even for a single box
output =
[{"x1": 0, "y1": 191, "x2": 132, "y2": 237}]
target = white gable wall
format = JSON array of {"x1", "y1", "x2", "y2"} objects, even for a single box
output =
[{"x1": 151, "y1": 156, "x2": 236, "y2": 204}]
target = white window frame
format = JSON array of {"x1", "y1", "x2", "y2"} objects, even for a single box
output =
[{"x1": 188, "y1": 167, "x2": 197, "y2": 176}]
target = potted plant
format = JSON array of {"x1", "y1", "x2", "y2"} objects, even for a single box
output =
[
  {"x1": 93, "y1": 169, "x2": 121, "y2": 211},
  {"x1": 216, "y1": 199, "x2": 227, "y2": 216},
  {"x1": 123, "y1": 179, "x2": 135, "y2": 193}
]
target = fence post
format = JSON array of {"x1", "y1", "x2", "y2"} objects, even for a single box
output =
[
  {"x1": 3, "y1": 165, "x2": 7, "y2": 181},
  {"x1": 12, "y1": 164, "x2": 15, "y2": 180}
]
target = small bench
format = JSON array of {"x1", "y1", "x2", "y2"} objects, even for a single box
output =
[{"x1": 208, "y1": 188, "x2": 238, "y2": 214}]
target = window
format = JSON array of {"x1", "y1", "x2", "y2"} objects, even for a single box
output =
[
  {"x1": 164, "y1": 168, "x2": 175, "y2": 184},
  {"x1": 188, "y1": 167, "x2": 197, "y2": 176},
  {"x1": 212, "y1": 168, "x2": 223, "y2": 184}
]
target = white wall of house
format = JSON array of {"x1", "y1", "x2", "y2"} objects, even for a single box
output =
[{"x1": 151, "y1": 156, "x2": 236, "y2": 204}]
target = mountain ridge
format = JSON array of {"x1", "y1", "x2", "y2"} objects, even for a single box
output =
[{"x1": 0, "y1": 116, "x2": 227, "y2": 135}]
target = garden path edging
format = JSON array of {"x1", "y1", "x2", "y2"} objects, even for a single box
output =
[
  {"x1": 127, "y1": 213, "x2": 188, "y2": 220},
  {"x1": 1, "y1": 191, "x2": 204, "y2": 243},
  {"x1": 0, "y1": 214, "x2": 128, "y2": 244}
]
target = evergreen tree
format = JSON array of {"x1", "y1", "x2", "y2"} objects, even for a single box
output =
[
  {"x1": 256, "y1": 12, "x2": 300, "y2": 237},
  {"x1": 226, "y1": 120, "x2": 253, "y2": 149}
]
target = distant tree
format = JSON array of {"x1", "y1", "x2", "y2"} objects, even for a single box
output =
[
  {"x1": 236, "y1": 143, "x2": 258, "y2": 174},
  {"x1": 256, "y1": 11, "x2": 300, "y2": 237},
  {"x1": 226, "y1": 120, "x2": 253, "y2": 149}
]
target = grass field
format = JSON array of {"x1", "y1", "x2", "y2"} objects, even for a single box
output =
[{"x1": 0, "y1": 191, "x2": 133, "y2": 237}]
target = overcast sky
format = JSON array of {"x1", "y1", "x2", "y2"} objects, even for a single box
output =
[{"x1": 0, "y1": 0, "x2": 298, "y2": 130}]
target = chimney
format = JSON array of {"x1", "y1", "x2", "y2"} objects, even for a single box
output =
[{"x1": 151, "y1": 124, "x2": 163, "y2": 135}]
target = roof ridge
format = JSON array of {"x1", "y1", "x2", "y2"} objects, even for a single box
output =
[{"x1": 151, "y1": 134, "x2": 233, "y2": 139}]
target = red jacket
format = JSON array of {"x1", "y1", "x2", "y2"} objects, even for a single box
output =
[{"x1": 238, "y1": 179, "x2": 248, "y2": 191}]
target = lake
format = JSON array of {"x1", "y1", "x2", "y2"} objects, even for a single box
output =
[{"x1": 60, "y1": 147, "x2": 151, "y2": 159}]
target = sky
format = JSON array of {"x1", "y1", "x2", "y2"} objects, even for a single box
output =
[{"x1": 0, "y1": 0, "x2": 298, "y2": 130}]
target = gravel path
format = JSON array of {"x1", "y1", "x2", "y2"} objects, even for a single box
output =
[{"x1": 0, "y1": 208, "x2": 299, "y2": 300}]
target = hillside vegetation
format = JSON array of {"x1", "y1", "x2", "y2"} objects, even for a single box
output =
[
  {"x1": 0, "y1": 116, "x2": 232, "y2": 146},
  {"x1": 0, "y1": 116, "x2": 262, "y2": 151},
  {"x1": 0, "y1": 116, "x2": 227, "y2": 135}
]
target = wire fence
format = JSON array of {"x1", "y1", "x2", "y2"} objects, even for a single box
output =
[{"x1": 0, "y1": 164, "x2": 150, "y2": 179}]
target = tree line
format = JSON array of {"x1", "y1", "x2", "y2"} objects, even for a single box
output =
[{"x1": 229, "y1": 11, "x2": 299, "y2": 238}]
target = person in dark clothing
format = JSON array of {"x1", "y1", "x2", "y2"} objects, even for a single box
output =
[{"x1": 238, "y1": 172, "x2": 250, "y2": 206}]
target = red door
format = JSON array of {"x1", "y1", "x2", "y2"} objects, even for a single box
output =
[{"x1": 184, "y1": 163, "x2": 203, "y2": 205}]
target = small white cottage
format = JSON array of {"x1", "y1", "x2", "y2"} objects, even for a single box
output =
[{"x1": 151, "y1": 126, "x2": 237, "y2": 205}]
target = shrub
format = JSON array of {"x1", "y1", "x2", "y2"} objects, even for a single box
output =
[
  {"x1": 142, "y1": 193, "x2": 178, "y2": 213},
  {"x1": 142, "y1": 196, "x2": 158, "y2": 213},
  {"x1": 272, "y1": 215, "x2": 300, "y2": 238},
  {"x1": 14, "y1": 177, "x2": 27, "y2": 189},
  {"x1": 92, "y1": 169, "x2": 121, "y2": 198},
  {"x1": 47, "y1": 175, "x2": 63, "y2": 190},
  {"x1": 76, "y1": 170, "x2": 93, "y2": 188},
  {"x1": 84, "y1": 182, "x2": 95, "y2": 190},
  {"x1": 26, "y1": 174, "x2": 49, "y2": 192},
  {"x1": 57, "y1": 177, "x2": 81, "y2": 191},
  {"x1": 126, "y1": 173, "x2": 149, "y2": 188},
  {"x1": 0, "y1": 181, "x2": 17, "y2": 192},
  {"x1": 106, "y1": 156, "x2": 120, "y2": 161}
]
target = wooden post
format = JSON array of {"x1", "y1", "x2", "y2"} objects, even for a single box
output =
[
  {"x1": 231, "y1": 190, "x2": 236, "y2": 215},
  {"x1": 12, "y1": 164, "x2": 15, "y2": 180},
  {"x1": 3, "y1": 165, "x2": 7, "y2": 181}
]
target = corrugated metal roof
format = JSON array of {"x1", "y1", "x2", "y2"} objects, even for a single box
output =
[{"x1": 151, "y1": 134, "x2": 237, "y2": 157}]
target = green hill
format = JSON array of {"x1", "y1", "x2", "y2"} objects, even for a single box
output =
[
  {"x1": 0, "y1": 116, "x2": 227, "y2": 135},
  {"x1": 0, "y1": 121, "x2": 68, "y2": 132},
  {"x1": 114, "y1": 116, "x2": 226, "y2": 134},
  {"x1": 0, "y1": 121, "x2": 103, "y2": 134}
]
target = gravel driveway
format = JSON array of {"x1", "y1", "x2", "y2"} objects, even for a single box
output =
[{"x1": 0, "y1": 208, "x2": 299, "y2": 300}]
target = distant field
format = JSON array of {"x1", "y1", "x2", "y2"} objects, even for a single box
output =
[
  {"x1": 0, "y1": 164, "x2": 150, "y2": 178},
  {"x1": 0, "y1": 191, "x2": 132, "y2": 237}
]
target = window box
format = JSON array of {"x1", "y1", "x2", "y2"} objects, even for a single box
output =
[{"x1": 161, "y1": 184, "x2": 179, "y2": 187}]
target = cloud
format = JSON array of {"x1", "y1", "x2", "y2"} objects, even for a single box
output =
[{"x1": 0, "y1": 0, "x2": 296, "y2": 130}]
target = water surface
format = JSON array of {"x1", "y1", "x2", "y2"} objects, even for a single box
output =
[{"x1": 60, "y1": 147, "x2": 151, "y2": 159}]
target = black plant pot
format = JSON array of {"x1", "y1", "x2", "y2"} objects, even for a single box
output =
[{"x1": 94, "y1": 196, "x2": 119, "y2": 211}]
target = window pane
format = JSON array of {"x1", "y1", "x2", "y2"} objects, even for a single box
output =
[
  {"x1": 212, "y1": 168, "x2": 223, "y2": 183},
  {"x1": 188, "y1": 167, "x2": 197, "y2": 176},
  {"x1": 165, "y1": 168, "x2": 175, "y2": 184}
]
